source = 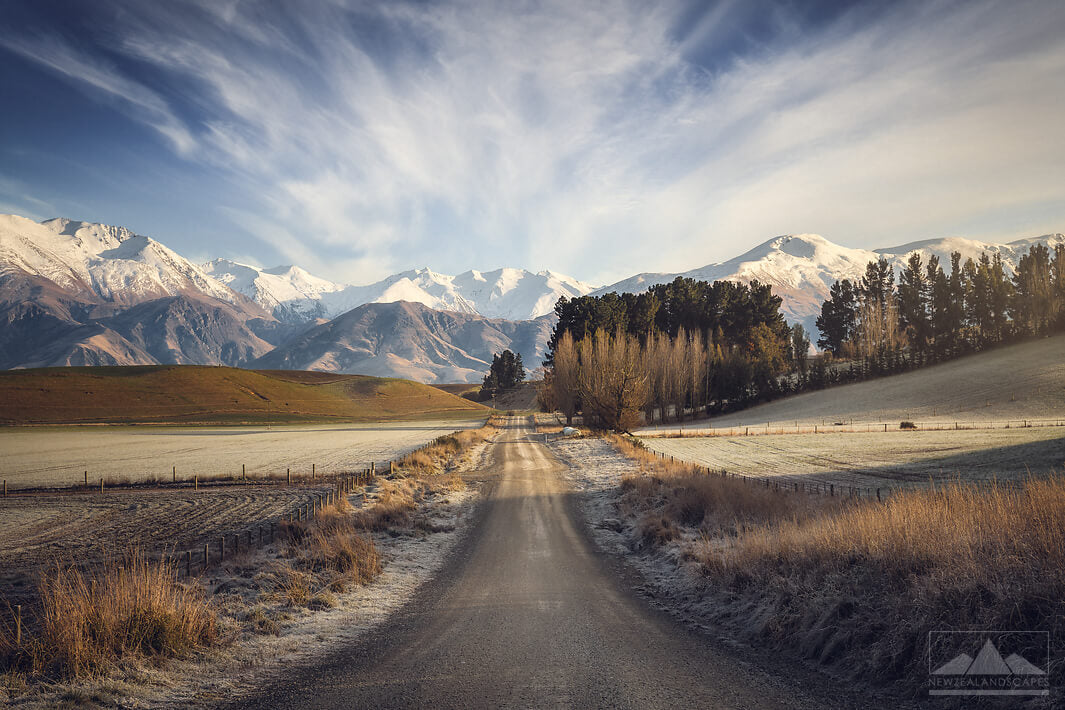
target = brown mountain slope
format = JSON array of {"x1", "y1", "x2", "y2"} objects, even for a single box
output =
[{"x1": 253, "y1": 300, "x2": 553, "y2": 384}]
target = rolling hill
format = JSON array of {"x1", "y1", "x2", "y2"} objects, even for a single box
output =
[
  {"x1": 0, "y1": 365, "x2": 490, "y2": 424},
  {"x1": 639, "y1": 334, "x2": 1065, "y2": 431}
]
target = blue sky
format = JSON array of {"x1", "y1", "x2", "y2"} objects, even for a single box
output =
[{"x1": 1, "y1": 0, "x2": 1063, "y2": 286}]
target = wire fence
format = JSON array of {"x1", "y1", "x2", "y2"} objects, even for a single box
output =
[{"x1": 641, "y1": 418, "x2": 1065, "y2": 438}]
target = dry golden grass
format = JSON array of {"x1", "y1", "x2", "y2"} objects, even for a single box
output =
[
  {"x1": 397, "y1": 417, "x2": 500, "y2": 475},
  {"x1": 0, "y1": 552, "x2": 216, "y2": 678},
  {"x1": 276, "y1": 502, "x2": 382, "y2": 603},
  {"x1": 606, "y1": 433, "x2": 1065, "y2": 691}
]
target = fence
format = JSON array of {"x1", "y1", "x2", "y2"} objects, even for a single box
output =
[
  {"x1": 643, "y1": 448, "x2": 1034, "y2": 502},
  {"x1": 641, "y1": 418, "x2": 1065, "y2": 439},
  {"x1": 167, "y1": 466, "x2": 379, "y2": 579}
]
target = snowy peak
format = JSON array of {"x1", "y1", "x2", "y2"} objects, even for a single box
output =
[
  {"x1": 598, "y1": 231, "x2": 1065, "y2": 337},
  {"x1": 203, "y1": 258, "x2": 596, "y2": 323},
  {"x1": 0, "y1": 214, "x2": 236, "y2": 305}
]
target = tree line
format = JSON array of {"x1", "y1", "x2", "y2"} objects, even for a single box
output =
[
  {"x1": 540, "y1": 241, "x2": 1064, "y2": 431},
  {"x1": 816, "y1": 243, "x2": 1065, "y2": 376},
  {"x1": 541, "y1": 278, "x2": 808, "y2": 430}
]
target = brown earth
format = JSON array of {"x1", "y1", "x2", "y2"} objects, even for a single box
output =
[{"x1": 0, "y1": 483, "x2": 332, "y2": 611}]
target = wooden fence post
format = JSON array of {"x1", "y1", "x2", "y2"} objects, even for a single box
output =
[
  {"x1": 85, "y1": 470, "x2": 88, "y2": 486},
  {"x1": 830, "y1": 484, "x2": 835, "y2": 496},
  {"x1": 15, "y1": 605, "x2": 21, "y2": 649},
  {"x1": 100, "y1": 477, "x2": 104, "y2": 493},
  {"x1": 2, "y1": 480, "x2": 5, "y2": 497},
  {"x1": 371, "y1": 461, "x2": 375, "y2": 474},
  {"x1": 172, "y1": 466, "x2": 176, "y2": 483},
  {"x1": 287, "y1": 468, "x2": 291, "y2": 484},
  {"x1": 195, "y1": 475, "x2": 199, "y2": 490},
  {"x1": 204, "y1": 542, "x2": 209, "y2": 570},
  {"x1": 313, "y1": 463, "x2": 316, "y2": 479},
  {"x1": 242, "y1": 464, "x2": 246, "y2": 482},
  {"x1": 877, "y1": 488, "x2": 881, "y2": 502}
]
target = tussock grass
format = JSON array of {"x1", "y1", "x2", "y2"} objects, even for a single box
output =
[
  {"x1": 606, "y1": 433, "x2": 1065, "y2": 692},
  {"x1": 397, "y1": 417, "x2": 499, "y2": 474},
  {"x1": 609, "y1": 434, "x2": 840, "y2": 540},
  {"x1": 274, "y1": 502, "x2": 382, "y2": 606},
  {"x1": 0, "y1": 552, "x2": 216, "y2": 678},
  {"x1": 699, "y1": 477, "x2": 1065, "y2": 688}
]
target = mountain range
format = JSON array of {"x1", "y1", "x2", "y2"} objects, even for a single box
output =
[{"x1": 1, "y1": 212, "x2": 1061, "y2": 382}]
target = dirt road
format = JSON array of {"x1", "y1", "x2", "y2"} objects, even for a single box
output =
[{"x1": 231, "y1": 419, "x2": 875, "y2": 709}]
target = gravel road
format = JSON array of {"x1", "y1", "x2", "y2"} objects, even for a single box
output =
[{"x1": 230, "y1": 419, "x2": 883, "y2": 709}]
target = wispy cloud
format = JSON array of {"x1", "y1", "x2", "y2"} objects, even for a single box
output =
[{"x1": 2, "y1": 0, "x2": 1063, "y2": 285}]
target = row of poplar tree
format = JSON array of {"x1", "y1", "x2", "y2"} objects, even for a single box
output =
[
  {"x1": 541, "y1": 242, "x2": 1065, "y2": 431},
  {"x1": 539, "y1": 278, "x2": 808, "y2": 430},
  {"x1": 816, "y1": 243, "x2": 1065, "y2": 375}
]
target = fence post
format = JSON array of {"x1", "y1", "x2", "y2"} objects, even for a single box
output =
[
  {"x1": 390, "y1": 461, "x2": 394, "y2": 475},
  {"x1": 85, "y1": 470, "x2": 88, "y2": 486},
  {"x1": 287, "y1": 468, "x2": 291, "y2": 484},
  {"x1": 15, "y1": 605, "x2": 21, "y2": 649},
  {"x1": 313, "y1": 463, "x2": 316, "y2": 479},
  {"x1": 204, "y1": 542, "x2": 209, "y2": 569},
  {"x1": 830, "y1": 484, "x2": 835, "y2": 496},
  {"x1": 877, "y1": 488, "x2": 881, "y2": 502},
  {"x1": 195, "y1": 475, "x2": 199, "y2": 491},
  {"x1": 242, "y1": 464, "x2": 246, "y2": 482},
  {"x1": 2, "y1": 480, "x2": 5, "y2": 497},
  {"x1": 100, "y1": 477, "x2": 104, "y2": 493},
  {"x1": 371, "y1": 461, "x2": 375, "y2": 475},
  {"x1": 172, "y1": 466, "x2": 176, "y2": 483}
]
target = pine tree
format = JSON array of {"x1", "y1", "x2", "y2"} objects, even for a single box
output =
[
  {"x1": 816, "y1": 279, "x2": 858, "y2": 355},
  {"x1": 897, "y1": 252, "x2": 928, "y2": 363}
]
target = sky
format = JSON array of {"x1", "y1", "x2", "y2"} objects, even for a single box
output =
[{"x1": 1, "y1": 0, "x2": 1064, "y2": 287}]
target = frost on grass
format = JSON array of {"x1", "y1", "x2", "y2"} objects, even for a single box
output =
[
  {"x1": 549, "y1": 433, "x2": 1065, "y2": 701},
  {"x1": 2, "y1": 438, "x2": 494, "y2": 709}
]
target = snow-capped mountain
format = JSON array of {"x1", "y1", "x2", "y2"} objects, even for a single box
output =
[
  {"x1": 598, "y1": 232, "x2": 1065, "y2": 336},
  {"x1": 203, "y1": 260, "x2": 596, "y2": 323},
  {"x1": 0, "y1": 214, "x2": 239, "y2": 306}
]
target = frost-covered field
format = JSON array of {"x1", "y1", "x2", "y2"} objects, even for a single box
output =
[
  {"x1": 640, "y1": 427, "x2": 1065, "y2": 489},
  {"x1": 0, "y1": 419, "x2": 484, "y2": 489},
  {"x1": 635, "y1": 335, "x2": 1065, "y2": 433}
]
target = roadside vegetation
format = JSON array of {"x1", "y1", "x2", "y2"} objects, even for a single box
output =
[
  {"x1": 605, "y1": 434, "x2": 1065, "y2": 694},
  {"x1": 0, "y1": 419, "x2": 497, "y2": 700}
]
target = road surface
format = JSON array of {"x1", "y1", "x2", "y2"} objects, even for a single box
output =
[{"x1": 231, "y1": 418, "x2": 884, "y2": 709}]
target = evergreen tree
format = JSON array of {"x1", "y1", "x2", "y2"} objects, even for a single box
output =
[
  {"x1": 480, "y1": 349, "x2": 525, "y2": 397},
  {"x1": 1011, "y1": 243, "x2": 1054, "y2": 336},
  {"x1": 815, "y1": 279, "x2": 858, "y2": 355},
  {"x1": 897, "y1": 252, "x2": 929, "y2": 362}
]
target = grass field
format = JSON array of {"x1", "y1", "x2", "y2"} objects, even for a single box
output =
[
  {"x1": 640, "y1": 427, "x2": 1065, "y2": 490},
  {"x1": 0, "y1": 419, "x2": 484, "y2": 489},
  {"x1": 637, "y1": 334, "x2": 1065, "y2": 432},
  {"x1": 0, "y1": 365, "x2": 489, "y2": 425}
]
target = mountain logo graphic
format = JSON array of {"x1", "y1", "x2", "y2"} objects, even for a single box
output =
[
  {"x1": 932, "y1": 639, "x2": 1046, "y2": 676},
  {"x1": 928, "y1": 631, "x2": 1050, "y2": 697}
]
